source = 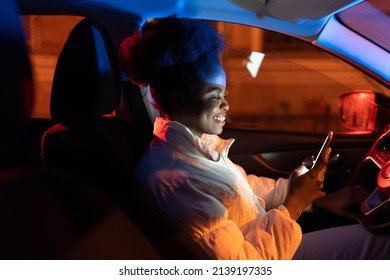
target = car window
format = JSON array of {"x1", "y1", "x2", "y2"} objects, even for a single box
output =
[
  {"x1": 215, "y1": 22, "x2": 389, "y2": 133},
  {"x1": 21, "y1": 15, "x2": 84, "y2": 119},
  {"x1": 222, "y1": 50, "x2": 349, "y2": 132},
  {"x1": 22, "y1": 16, "x2": 388, "y2": 134}
]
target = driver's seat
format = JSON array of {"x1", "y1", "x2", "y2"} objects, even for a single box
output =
[{"x1": 41, "y1": 17, "x2": 209, "y2": 259}]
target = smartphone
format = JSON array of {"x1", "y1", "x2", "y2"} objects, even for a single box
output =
[{"x1": 311, "y1": 131, "x2": 333, "y2": 169}]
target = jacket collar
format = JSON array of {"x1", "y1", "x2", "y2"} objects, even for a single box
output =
[{"x1": 153, "y1": 117, "x2": 234, "y2": 161}]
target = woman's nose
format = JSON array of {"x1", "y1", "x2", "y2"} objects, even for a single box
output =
[{"x1": 221, "y1": 98, "x2": 229, "y2": 111}]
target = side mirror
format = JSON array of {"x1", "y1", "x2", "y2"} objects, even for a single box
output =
[{"x1": 338, "y1": 90, "x2": 390, "y2": 133}]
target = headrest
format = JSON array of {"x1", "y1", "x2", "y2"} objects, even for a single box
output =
[
  {"x1": 50, "y1": 18, "x2": 121, "y2": 123},
  {"x1": 0, "y1": 0, "x2": 34, "y2": 140}
]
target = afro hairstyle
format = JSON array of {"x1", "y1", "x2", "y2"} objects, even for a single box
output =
[{"x1": 118, "y1": 16, "x2": 225, "y2": 113}]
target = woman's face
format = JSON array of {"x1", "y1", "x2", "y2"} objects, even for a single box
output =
[{"x1": 177, "y1": 65, "x2": 229, "y2": 137}]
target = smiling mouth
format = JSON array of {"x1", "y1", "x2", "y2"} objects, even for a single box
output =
[{"x1": 213, "y1": 115, "x2": 226, "y2": 122}]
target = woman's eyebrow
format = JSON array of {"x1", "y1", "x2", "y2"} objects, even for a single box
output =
[{"x1": 204, "y1": 88, "x2": 222, "y2": 96}]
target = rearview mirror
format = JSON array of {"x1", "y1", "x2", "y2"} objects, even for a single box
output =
[
  {"x1": 338, "y1": 90, "x2": 390, "y2": 133},
  {"x1": 338, "y1": 90, "x2": 377, "y2": 132}
]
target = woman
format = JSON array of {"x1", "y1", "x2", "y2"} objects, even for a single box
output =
[{"x1": 119, "y1": 16, "x2": 390, "y2": 259}]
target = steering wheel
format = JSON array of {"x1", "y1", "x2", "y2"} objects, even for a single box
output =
[{"x1": 359, "y1": 158, "x2": 390, "y2": 233}]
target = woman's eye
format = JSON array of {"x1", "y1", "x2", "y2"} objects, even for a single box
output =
[
  {"x1": 213, "y1": 93, "x2": 228, "y2": 100},
  {"x1": 209, "y1": 90, "x2": 224, "y2": 100}
]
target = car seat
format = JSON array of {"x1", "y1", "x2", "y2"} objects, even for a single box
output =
[
  {"x1": 0, "y1": 0, "x2": 160, "y2": 260},
  {"x1": 41, "y1": 17, "x2": 210, "y2": 259}
]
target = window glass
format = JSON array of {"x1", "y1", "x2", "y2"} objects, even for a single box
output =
[
  {"x1": 21, "y1": 16, "x2": 84, "y2": 119},
  {"x1": 222, "y1": 50, "x2": 348, "y2": 132},
  {"x1": 216, "y1": 22, "x2": 389, "y2": 133}
]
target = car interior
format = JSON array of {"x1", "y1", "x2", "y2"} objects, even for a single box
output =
[{"x1": 1, "y1": 0, "x2": 389, "y2": 259}]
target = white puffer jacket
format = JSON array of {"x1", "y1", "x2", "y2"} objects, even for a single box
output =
[{"x1": 136, "y1": 117, "x2": 302, "y2": 260}]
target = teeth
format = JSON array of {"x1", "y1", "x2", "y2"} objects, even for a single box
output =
[{"x1": 214, "y1": 115, "x2": 225, "y2": 122}]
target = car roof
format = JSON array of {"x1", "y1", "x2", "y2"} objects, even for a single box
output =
[
  {"x1": 17, "y1": 0, "x2": 390, "y2": 86},
  {"x1": 18, "y1": 0, "x2": 361, "y2": 39}
]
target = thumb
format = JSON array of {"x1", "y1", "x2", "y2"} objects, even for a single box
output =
[
  {"x1": 292, "y1": 164, "x2": 309, "y2": 177},
  {"x1": 317, "y1": 191, "x2": 326, "y2": 199}
]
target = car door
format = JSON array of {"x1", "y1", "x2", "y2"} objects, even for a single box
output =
[{"x1": 221, "y1": 128, "x2": 378, "y2": 193}]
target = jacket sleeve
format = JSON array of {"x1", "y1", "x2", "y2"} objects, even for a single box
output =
[
  {"x1": 198, "y1": 206, "x2": 302, "y2": 260},
  {"x1": 233, "y1": 163, "x2": 289, "y2": 210},
  {"x1": 234, "y1": 163, "x2": 314, "y2": 212}
]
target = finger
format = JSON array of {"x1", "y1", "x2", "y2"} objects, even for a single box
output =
[
  {"x1": 352, "y1": 191, "x2": 369, "y2": 203},
  {"x1": 349, "y1": 185, "x2": 365, "y2": 190},
  {"x1": 296, "y1": 164, "x2": 309, "y2": 176},
  {"x1": 310, "y1": 147, "x2": 331, "y2": 176},
  {"x1": 306, "y1": 170, "x2": 324, "y2": 186},
  {"x1": 350, "y1": 185, "x2": 369, "y2": 194},
  {"x1": 302, "y1": 155, "x2": 315, "y2": 169},
  {"x1": 348, "y1": 185, "x2": 369, "y2": 200},
  {"x1": 339, "y1": 210, "x2": 359, "y2": 222},
  {"x1": 320, "y1": 147, "x2": 332, "y2": 164}
]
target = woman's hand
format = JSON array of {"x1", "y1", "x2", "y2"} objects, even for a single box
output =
[
  {"x1": 284, "y1": 147, "x2": 331, "y2": 220},
  {"x1": 313, "y1": 185, "x2": 369, "y2": 221}
]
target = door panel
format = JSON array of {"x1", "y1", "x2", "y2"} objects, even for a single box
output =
[{"x1": 221, "y1": 128, "x2": 378, "y2": 192}]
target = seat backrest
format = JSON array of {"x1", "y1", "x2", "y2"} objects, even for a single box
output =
[
  {"x1": 41, "y1": 18, "x2": 210, "y2": 259},
  {"x1": 42, "y1": 17, "x2": 147, "y2": 199}
]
